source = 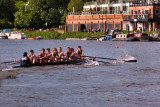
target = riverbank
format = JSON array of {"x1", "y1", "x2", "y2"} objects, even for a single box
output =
[{"x1": 23, "y1": 31, "x2": 105, "y2": 39}]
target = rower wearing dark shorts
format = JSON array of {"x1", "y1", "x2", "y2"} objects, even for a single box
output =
[
  {"x1": 46, "y1": 48, "x2": 52, "y2": 62},
  {"x1": 58, "y1": 47, "x2": 64, "y2": 61},
  {"x1": 28, "y1": 50, "x2": 36, "y2": 64},
  {"x1": 52, "y1": 48, "x2": 58, "y2": 62},
  {"x1": 65, "y1": 47, "x2": 72, "y2": 60},
  {"x1": 37, "y1": 48, "x2": 46, "y2": 63},
  {"x1": 69, "y1": 48, "x2": 78, "y2": 61},
  {"x1": 76, "y1": 46, "x2": 84, "y2": 58}
]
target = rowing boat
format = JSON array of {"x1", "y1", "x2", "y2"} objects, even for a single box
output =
[{"x1": 12, "y1": 59, "x2": 86, "y2": 68}]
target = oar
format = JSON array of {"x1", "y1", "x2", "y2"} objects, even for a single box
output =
[
  {"x1": 84, "y1": 55, "x2": 137, "y2": 62},
  {"x1": 94, "y1": 60, "x2": 109, "y2": 63},
  {"x1": 2, "y1": 61, "x2": 15, "y2": 64}
]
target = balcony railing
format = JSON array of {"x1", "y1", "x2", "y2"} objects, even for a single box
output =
[
  {"x1": 123, "y1": 14, "x2": 153, "y2": 22},
  {"x1": 84, "y1": 1, "x2": 160, "y2": 6},
  {"x1": 68, "y1": 11, "x2": 129, "y2": 16},
  {"x1": 129, "y1": 1, "x2": 160, "y2": 7},
  {"x1": 84, "y1": 0, "x2": 129, "y2": 6}
]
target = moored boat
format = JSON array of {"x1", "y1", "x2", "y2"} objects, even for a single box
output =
[
  {"x1": 0, "y1": 33, "x2": 8, "y2": 39},
  {"x1": 133, "y1": 33, "x2": 150, "y2": 41},
  {"x1": 112, "y1": 33, "x2": 139, "y2": 41},
  {"x1": 149, "y1": 33, "x2": 160, "y2": 41},
  {"x1": 8, "y1": 31, "x2": 27, "y2": 39}
]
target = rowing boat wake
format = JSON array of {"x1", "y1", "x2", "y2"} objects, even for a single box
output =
[
  {"x1": 113, "y1": 53, "x2": 136, "y2": 64},
  {"x1": 85, "y1": 58, "x2": 99, "y2": 66}
]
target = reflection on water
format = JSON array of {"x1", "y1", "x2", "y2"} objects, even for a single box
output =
[
  {"x1": 0, "y1": 79, "x2": 2, "y2": 87},
  {"x1": 0, "y1": 40, "x2": 160, "y2": 106}
]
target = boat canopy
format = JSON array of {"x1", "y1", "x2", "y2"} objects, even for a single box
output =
[{"x1": 3, "y1": 29, "x2": 11, "y2": 33}]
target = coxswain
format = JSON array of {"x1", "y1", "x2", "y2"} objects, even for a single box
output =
[
  {"x1": 52, "y1": 48, "x2": 58, "y2": 62},
  {"x1": 58, "y1": 47, "x2": 64, "y2": 61},
  {"x1": 28, "y1": 50, "x2": 36, "y2": 64},
  {"x1": 15, "y1": 52, "x2": 31, "y2": 66},
  {"x1": 76, "y1": 46, "x2": 84, "y2": 58},
  {"x1": 64, "y1": 47, "x2": 72, "y2": 60},
  {"x1": 37, "y1": 48, "x2": 46, "y2": 63},
  {"x1": 46, "y1": 48, "x2": 52, "y2": 62}
]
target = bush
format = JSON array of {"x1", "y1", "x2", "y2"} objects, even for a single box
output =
[
  {"x1": 57, "y1": 32, "x2": 105, "y2": 39},
  {"x1": 23, "y1": 31, "x2": 61, "y2": 39},
  {"x1": 23, "y1": 31, "x2": 105, "y2": 39}
]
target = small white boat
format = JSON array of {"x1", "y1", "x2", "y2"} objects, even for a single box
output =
[
  {"x1": 112, "y1": 34, "x2": 138, "y2": 41},
  {"x1": 36, "y1": 36, "x2": 43, "y2": 40},
  {"x1": 7, "y1": 31, "x2": 27, "y2": 39}
]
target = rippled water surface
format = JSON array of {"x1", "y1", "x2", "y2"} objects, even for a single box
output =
[{"x1": 0, "y1": 39, "x2": 160, "y2": 107}]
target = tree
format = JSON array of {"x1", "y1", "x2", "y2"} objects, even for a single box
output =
[
  {"x1": 15, "y1": 0, "x2": 66, "y2": 28},
  {"x1": 0, "y1": 0, "x2": 16, "y2": 28},
  {"x1": 67, "y1": 0, "x2": 84, "y2": 12},
  {"x1": 61, "y1": 10, "x2": 67, "y2": 25}
]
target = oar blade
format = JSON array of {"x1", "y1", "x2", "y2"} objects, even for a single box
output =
[{"x1": 125, "y1": 60, "x2": 137, "y2": 62}]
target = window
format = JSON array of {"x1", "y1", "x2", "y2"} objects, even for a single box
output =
[
  {"x1": 149, "y1": 9, "x2": 151, "y2": 14},
  {"x1": 134, "y1": 10, "x2": 138, "y2": 14},
  {"x1": 156, "y1": 10, "x2": 159, "y2": 14},
  {"x1": 132, "y1": 10, "x2": 133, "y2": 14},
  {"x1": 142, "y1": 10, "x2": 145, "y2": 14},
  {"x1": 145, "y1": 10, "x2": 148, "y2": 14}
]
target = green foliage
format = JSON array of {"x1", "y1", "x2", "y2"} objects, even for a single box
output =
[
  {"x1": 88, "y1": 7, "x2": 92, "y2": 12},
  {"x1": 0, "y1": 0, "x2": 16, "y2": 28},
  {"x1": 14, "y1": 0, "x2": 70, "y2": 28},
  {"x1": 68, "y1": 0, "x2": 84, "y2": 12},
  {"x1": 0, "y1": 0, "x2": 72, "y2": 29},
  {"x1": 61, "y1": 10, "x2": 67, "y2": 25},
  {"x1": 23, "y1": 31, "x2": 61, "y2": 39},
  {"x1": 23, "y1": 31, "x2": 105, "y2": 39},
  {"x1": 58, "y1": 32, "x2": 105, "y2": 39},
  {"x1": 123, "y1": 30, "x2": 156, "y2": 35}
]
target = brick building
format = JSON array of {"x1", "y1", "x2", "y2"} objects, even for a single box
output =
[{"x1": 65, "y1": 0, "x2": 160, "y2": 33}]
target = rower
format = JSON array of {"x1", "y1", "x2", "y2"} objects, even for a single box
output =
[
  {"x1": 76, "y1": 46, "x2": 84, "y2": 58},
  {"x1": 46, "y1": 48, "x2": 52, "y2": 62},
  {"x1": 69, "y1": 48, "x2": 78, "y2": 61},
  {"x1": 19, "y1": 52, "x2": 31, "y2": 66},
  {"x1": 58, "y1": 47, "x2": 64, "y2": 61},
  {"x1": 65, "y1": 47, "x2": 72, "y2": 60},
  {"x1": 37, "y1": 48, "x2": 46, "y2": 63},
  {"x1": 52, "y1": 48, "x2": 58, "y2": 62},
  {"x1": 28, "y1": 50, "x2": 36, "y2": 64}
]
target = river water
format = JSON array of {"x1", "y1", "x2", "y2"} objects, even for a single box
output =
[{"x1": 0, "y1": 39, "x2": 160, "y2": 107}]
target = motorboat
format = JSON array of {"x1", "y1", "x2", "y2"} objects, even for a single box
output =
[{"x1": 0, "y1": 33, "x2": 8, "y2": 39}]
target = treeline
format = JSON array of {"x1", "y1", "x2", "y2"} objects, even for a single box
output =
[{"x1": 0, "y1": 0, "x2": 92, "y2": 29}]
